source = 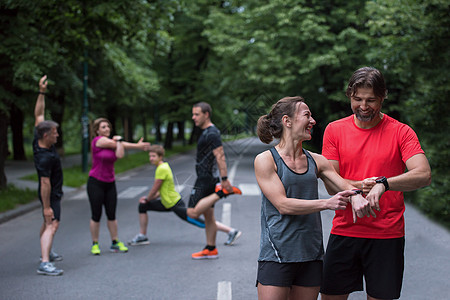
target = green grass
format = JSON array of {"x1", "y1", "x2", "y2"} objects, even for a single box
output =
[
  {"x1": 3, "y1": 143, "x2": 195, "y2": 215},
  {"x1": 0, "y1": 185, "x2": 37, "y2": 213}
]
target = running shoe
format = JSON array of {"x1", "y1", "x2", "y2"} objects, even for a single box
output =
[
  {"x1": 37, "y1": 262, "x2": 63, "y2": 276},
  {"x1": 110, "y1": 241, "x2": 128, "y2": 253},
  {"x1": 91, "y1": 243, "x2": 101, "y2": 255},
  {"x1": 128, "y1": 234, "x2": 150, "y2": 246},
  {"x1": 215, "y1": 184, "x2": 242, "y2": 196},
  {"x1": 191, "y1": 248, "x2": 219, "y2": 260},
  {"x1": 224, "y1": 230, "x2": 242, "y2": 246},
  {"x1": 40, "y1": 250, "x2": 63, "y2": 262}
]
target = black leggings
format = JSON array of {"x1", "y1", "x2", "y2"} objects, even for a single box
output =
[
  {"x1": 87, "y1": 176, "x2": 117, "y2": 222},
  {"x1": 138, "y1": 199, "x2": 205, "y2": 228}
]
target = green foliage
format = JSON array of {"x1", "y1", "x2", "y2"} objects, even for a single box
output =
[
  {"x1": 0, "y1": 184, "x2": 36, "y2": 213},
  {"x1": 1, "y1": 0, "x2": 449, "y2": 225}
]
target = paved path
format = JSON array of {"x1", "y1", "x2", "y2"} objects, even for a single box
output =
[{"x1": 1, "y1": 138, "x2": 449, "y2": 299}]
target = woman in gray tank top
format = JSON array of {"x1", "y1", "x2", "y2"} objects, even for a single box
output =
[{"x1": 254, "y1": 96, "x2": 369, "y2": 300}]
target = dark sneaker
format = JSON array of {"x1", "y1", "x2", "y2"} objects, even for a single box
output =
[
  {"x1": 110, "y1": 241, "x2": 128, "y2": 253},
  {"x1": 37, "y1": 262, "x2": 63, "y2": 276},
  {"x1": 191, "y1": 248, "x2": 219, "y2": 260},
  {"x1": 128, "y1": 234, "x2": 150, "y2": 246},
  {"x1": 40, "y1": 250, "x2": 63, "y2": 262},
  {"x1": 224, "y1": 230, "x2": 242, "y2": 246}
]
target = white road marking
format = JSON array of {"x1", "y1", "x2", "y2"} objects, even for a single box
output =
[
  {"x1": 222, "y1": 203, "x2": 232, "y2": 227},
  {"x1": 175, "y1": 184, "x2": 185, "y2": 193},
  {"x1": 70, "y1": 190, "x2": 87, "y2": 200},
  {"x1": 228, "y1": 157, "x2": 240, "y2": 183},
  {"x1": 217, "y1": 281, "x2": 232, "y2": 300},
  {"x1": 238, "y1": 183, "x2": 261, "y2": 196},
  {"x1": 118, "y1": 186, "x2": 148, "y2": 199}
]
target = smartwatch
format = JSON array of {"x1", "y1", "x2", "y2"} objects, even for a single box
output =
[
  {"x1": 352, "y1": 189, "x2": 363, "y2": 195},
  {"x1": 221, "y1": 176, "x2": 228, "y2": 181},
  {"x1": 375, "y1": 176, "x2": 389, "y2": 191}
]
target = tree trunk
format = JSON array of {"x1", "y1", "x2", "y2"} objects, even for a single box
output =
[
  {"x1": 126, "y1": 117, "x2": 133, "y2": 141},
  {"x1": 50, "y1": 93, "x2": 65, "y2": 157},
  {"x1": 189, "y1": 122, "x2": 201, "y2": 145},
  {"x1": 164, "y1": 121, "x2": 174, "y2": 149},
  {"x1": 9, "y1": 103, "x2": 26, "y2": 160},
  {"x1": 177, "y1": 121, "x2": 185, "y2": 145},
  {"x1": 0, "y1": 110, "x2": 8, "y2": 189}
]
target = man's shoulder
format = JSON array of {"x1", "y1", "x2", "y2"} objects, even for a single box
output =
[{"x1": 325, "y1": 115, "x2": 353, "y2": 131}]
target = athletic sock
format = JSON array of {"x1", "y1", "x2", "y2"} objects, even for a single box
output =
[
  {"x1": 112, "y1": 239, "x2": 119, "y2": 245},
  {"x1": 205, "y1": 245, "x2": 216, "y2": 251},
  {"x1": 215, "y1": 190, "x2": 226, "y2": 198},
  {"x1": 93, "y1": 241, "x2": 98, "y2": 245}
]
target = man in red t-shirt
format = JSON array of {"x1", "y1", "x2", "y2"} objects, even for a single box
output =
[{"x1": 321, "y1": 67, "x2": 431, "y2": 300}]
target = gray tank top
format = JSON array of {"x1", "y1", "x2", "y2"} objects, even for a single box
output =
[{"x1": 258, "y1": 147, "x2": 324, "y2": 263}]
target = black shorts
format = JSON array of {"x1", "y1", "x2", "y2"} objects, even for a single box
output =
[
  {"x1": 257, "y1": 260, "x2": 323, "y2": 287},
  {"x1": 321, "y1": 234, "x2": 405, "y2": 299},
  {"x1": 188, "y1": 176, "x2": 219, "y2": 208}
]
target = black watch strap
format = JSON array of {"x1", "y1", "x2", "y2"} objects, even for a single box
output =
[
  {"x1": 221, "y1": 176, "x2": 228, "y2": 181},
  {"x1": 375, "y1": 176, "x2": 389, "y2": 191}
]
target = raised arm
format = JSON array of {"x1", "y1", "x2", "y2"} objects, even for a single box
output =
[
  {"x1": 34, "y1": 75, "x2": 48, "y2": 126},
  {"x1": 255, "y1": 151, "x2": 350, "y2": 215},
  {"x1": 122, "y1": 137, "x2": 151, "y2": 151}
]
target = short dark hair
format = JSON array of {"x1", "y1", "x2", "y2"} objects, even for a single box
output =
[
  {"x1": 36, "y1": 120, "x2": 59, "y2": 139},
  {"x1": 346, "y1": 67, "x2": 388, "y2": 100},
  {"x1": 193, "y1": 102, "x2": 212, "y2": 118}
]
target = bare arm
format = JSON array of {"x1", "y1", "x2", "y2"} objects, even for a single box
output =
[
  {"x1": 94, "y1": 136, "x2": 125, "y2": 159},
  {"x1": 139, "y1": 179, "x2": 163, "y2": 203},
  {"x1": 40, "y1": 177, "x2": 54, "y2": 224},
  {"x1": 122, "y1": 137, "x2": 151, "y2": 151},
  {"x1": 34, "y1": 75, "x2": 48, "y2": 126},
  {"x1": 314, "y1": 153, "x2": 375, "y2": 222},
  {"x1": 213, "y1": 145, "x2": 232, "y2": 192},
  {"x1": 254, "y1": 151, "x2": 350, "y2": 215},
  {"x1": 365, "y1": 153, "x2": 431, "y2": 210}
]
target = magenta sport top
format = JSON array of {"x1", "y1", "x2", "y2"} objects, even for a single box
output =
[{"x1": 88, "y1": 136, "x2": 118, "y2": 183}]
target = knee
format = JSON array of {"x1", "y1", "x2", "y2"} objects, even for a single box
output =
[
  {"x1": 91, "y1": 213, "x2": 101, "y2": 222},
  {"x1": 138, "y1": 203, "x2": 147, "y2": 214},
  {"x1": 187, "y1": 208, "x2": 200, "y2": 219}
]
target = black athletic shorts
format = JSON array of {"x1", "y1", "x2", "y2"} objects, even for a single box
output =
[
  {"x1": 188, "y1": 176, "x2": 219, "y2": 208},
  {"x1": 256, "y1": 260, "x2": 323, "y2": 287},
  {"x1": 321, "y1": 234, "x2": 405, "y2": 299}
]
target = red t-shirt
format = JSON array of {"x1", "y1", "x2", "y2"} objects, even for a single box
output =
[{"x1": 322, "y1": 114, "x2": 424, "y2": 238}]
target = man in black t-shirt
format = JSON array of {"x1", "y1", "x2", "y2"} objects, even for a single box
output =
[
  {"x1": 33, "y1": 75, "x2": 63, "y2": 276},
  {"x1": 190, "y1": 102, "x2": 242, "y2": 259}
]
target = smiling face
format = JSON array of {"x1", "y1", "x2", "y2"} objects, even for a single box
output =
[
  {"x1": 351, "y1": 87, "x2": 383, "y2": 128},
  {"x1": 97, "y1": 121, "x2": 111, "y2": 137},
  {"x1": 285, "y1": 102, "x2": 316, "y2": 141}
]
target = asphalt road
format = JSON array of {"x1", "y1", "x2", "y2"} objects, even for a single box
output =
[{"x1": 0, "y1": 137, "x2": 449, "y2": 299}]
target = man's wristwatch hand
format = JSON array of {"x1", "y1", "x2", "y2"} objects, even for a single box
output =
[{"x1": 375, "y1": 176, "x2": 389, "y2": 191}]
